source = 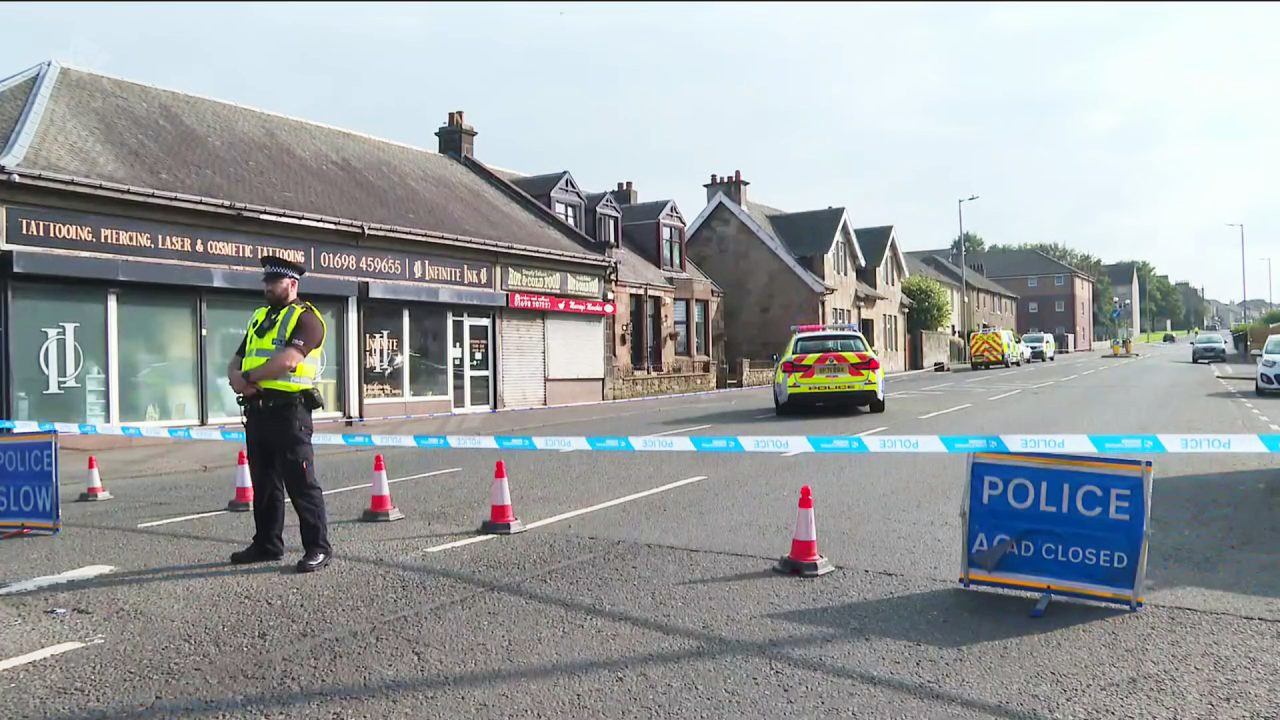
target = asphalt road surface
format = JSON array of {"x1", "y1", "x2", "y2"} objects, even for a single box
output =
[{"x1": 2, "y1": 342, "x2": 1277, "y2": 719}]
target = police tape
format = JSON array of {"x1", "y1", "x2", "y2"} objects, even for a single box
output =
[{"x1": 0, "y1": 420, "x2": 1274, "y2": 453}]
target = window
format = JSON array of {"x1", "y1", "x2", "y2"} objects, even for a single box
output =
[
  {"x1": 1029, "y1": 301, "x2": 1039, "y2": 313},
  {"x1": 205, "y1": 296, "x2": 264, "y2": 420},
  {"x1": 674, "y1": 300, "x2": 690, "y2": 355},
  {"x1": 10, "y1": 283, "x2": 109, "y2": 424},
  {"x1": 833, "y1": 239, "x2": 847, "y2": 276},
  {"x1": 408, "y1": 306, "x2": 448, "y2": 398},
  {"x1": 1055, "y1": 300, "x2": 1065, "y2": 312},
  {"x1": 117, "y1": 290, "x2": 200, "y2": 423},
  {"x1": 695, "y1": 300, "x2": 709, "y2": 356},
  {"x1": 1055, "y1": 275, "x2": 1065, "y2": 286},
  {"x1": 363, "y1": 304, "x2": 405, "y2": 399},
  {"x1": 794, "y1": 334, "x2": 869, "y2": 354},
  {"x1": 553, "y1": 201, "x2": 579, "y2": 229},
  {"x1": 661, "y1": 225, "x2": 683, "y2": 270},
  {"x1": 1028, "y1": 277, "x2": 1038, "y2": 287},
  {"x1": 597, "y1": 215, "x2": 618, "y2": 246}
]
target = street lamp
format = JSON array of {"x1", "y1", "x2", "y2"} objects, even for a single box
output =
[
  {"x1": 958, "y1": 195, "x2": 979, "y2": 337},
  {"x1": 1228, "y1": 223, "x2": 1246, "y2": 323}
]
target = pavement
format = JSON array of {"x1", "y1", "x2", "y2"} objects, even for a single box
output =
[{"x1": 1, "y1": 342, "x2": 1278, "y2": 718}]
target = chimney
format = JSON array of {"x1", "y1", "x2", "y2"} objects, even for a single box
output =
[
  {"x1": 703, "y1": 169, "x2": 749, "y2": 206},
  {"x1": 435, "y1": 110, "x2": 477, "y2": 159},
  {"x1": 613, "y1": 180, "x2": 637, "y2": 206}
]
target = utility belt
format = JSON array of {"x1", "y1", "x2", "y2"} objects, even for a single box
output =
[{"x1": 239, "y1": 388, "x2": 325, "y2": 412}]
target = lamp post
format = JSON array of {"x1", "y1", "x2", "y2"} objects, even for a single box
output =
[
  {"x1": 1228, "y1": 223, "x2": 1246, "y2": 323},
  {"x1": 1261, "y1": 257, "x2": 1274, "y2": 314},
  {"x1": 957, "y1": 195, "x2": 979, "y2": 338}
]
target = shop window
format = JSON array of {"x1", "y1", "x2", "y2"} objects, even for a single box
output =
[
  {"x1": 408, "y1": 306, "x2": 448, "y2": 398},
  {"x1": 205, "y1": 296, "x2": 262, "y2": 420},
  {"x1": 118, "y1": 290, "x2": 199, "y2": 423},
  {"x1": 363, "y1": 304, "x2": 405, "y2": 399},
  {"x1": 695, "y1": 301, "x2": 709, "y2": 356},
  {"x1": 314, "y1": 303, "x2": 345, "y2": 413},
  {"x1": 10, "y1": 283, "x2": 108, "y2": 424},
  {"x1": 674, "y1": 300, "x2": 690, "y2": 355}
]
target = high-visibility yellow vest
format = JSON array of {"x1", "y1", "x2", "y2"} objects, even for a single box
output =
[{"x1": 240, "y1": 302, "x2": 326, "y2": 393}]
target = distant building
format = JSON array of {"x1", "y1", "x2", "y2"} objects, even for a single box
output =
[
  {"x1": 903, "y1": 251, "x2": 1018, "y2": 334},
  {"x1": 1102, "y1": 262, "x2": 1140, "y2": 337}
]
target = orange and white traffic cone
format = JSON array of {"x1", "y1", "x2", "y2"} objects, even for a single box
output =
[
  {"x1": 227, "y1": 450, "x2": 253, "y2": 512},
  {"x1": 77, "y1": 456, "x2": 113, "y2": 502},
  {"x1": 480, "y1": 460, "x2": 524, "y2": 534},
  {"x1": 773, "y1": 485, "x2": 833, "y2": 577},
  {"x1": 360, "y1": 454, "x2": 404, "y2": 522}
]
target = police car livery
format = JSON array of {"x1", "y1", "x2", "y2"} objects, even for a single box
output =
[{"x1": 773, "y1": 324, "x2": 885, "y2": 415}]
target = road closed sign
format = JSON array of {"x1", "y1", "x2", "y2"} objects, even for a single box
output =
[
  {"x1": 0, "y1": 432, "x2": 60, "y2": 535},
  {"x1": 961, "y1": 452, "x2": 1152, "y2": 608}
]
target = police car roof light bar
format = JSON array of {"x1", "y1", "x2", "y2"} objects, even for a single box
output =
[{"x1": 791, "y1": 324, "x2": 861, "y2": 333}]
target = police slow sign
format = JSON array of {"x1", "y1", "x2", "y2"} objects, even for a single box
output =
[
  {"x1": 0, "y1": 432, "x2": 60, "y2": 535},
  {"x1": 961, "y1": 453, "x2": 1151, "y2": 608}
]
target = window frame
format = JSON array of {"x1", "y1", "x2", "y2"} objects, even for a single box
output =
[
  {"x1": 1029, "y1": 301, "x2": 1039, "y2": 313},
  {"x1": 674, "y1": 299, "x2": 690, "y2": 356},
  {"x1": 1028, "y1": 277, "x2": 1038, "y2": 287},
  {"x1": 596, "y1": 214, "x2": 619, "y2": 246},
  {"x1": 1055, "y1": 274, "x2": 1065, "y2": 286},
  {"x1": 694, "y1": 300, "x2": 709, "y2": 357},
  {"x1": 1055, "y1": 300, "x2": 1065, "y2": 312},
  {"x1": 660, "y1": 224, "x2": 684, "y2": 271}
]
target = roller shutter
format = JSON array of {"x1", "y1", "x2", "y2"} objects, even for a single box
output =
[
  {"x1": 500, "y1": 311, "x2": 545, "y2": 408},
  {"x1": 545, "y1": 315, "x2": 605, "y2": 379}
]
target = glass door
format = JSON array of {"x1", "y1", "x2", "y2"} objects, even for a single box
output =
[{"x1": 450, "y1": 313, "x2": 492, "y2": 412}]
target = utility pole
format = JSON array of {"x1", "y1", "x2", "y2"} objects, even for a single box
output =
[
  {"x1": 1228, "y1": 223, "x2": 1247, "y2": 323},
  {"x1": 957, "y1": 195, "x2": 979, "y2": 339}
]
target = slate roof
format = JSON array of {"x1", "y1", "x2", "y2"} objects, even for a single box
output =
[
  {"x1": 853, "y1": 226, "x2": 894, "y2": 268},
  {"x1": 904, "y1": 251, "x2": 1018, "y2": 297},
  {"x1": 0, "y1": 62, "x2": 602, "y2": 261},
  {"x1": 584, "y1": 192, "x2": 614, "y2": 211},
  {"x1": 508, "y1": 172, "x2": 567, "y2": 198},
  {"x1": 968, "y1": 248, "x2": 1084, "y2": 278},
  {"x1": 1103, "y1": 262, "x2": 1137, "y2": 287},
  {"x1": 741, "y1": 202, "x2": 848, "y2": 261},
  {"x1": 620, "y1": 200, "x2": 674, "y2": 224}
]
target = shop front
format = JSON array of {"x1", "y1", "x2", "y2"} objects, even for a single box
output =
[{"x1": 1, "y1": 202, "x2": 606, "y2": 425}]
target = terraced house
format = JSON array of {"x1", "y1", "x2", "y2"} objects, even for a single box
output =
[{"x1": 686, "y1": 171, "x2": 911, "y2": 373}]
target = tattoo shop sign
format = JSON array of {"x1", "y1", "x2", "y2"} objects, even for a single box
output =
[{"x1": 4, "y1": 206, "x2": 494, "y2": 289}]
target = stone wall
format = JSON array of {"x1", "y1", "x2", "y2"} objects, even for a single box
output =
[
  {"x1": 607, "y1": 372, "x2": 715, "y2": 400},
  {"x1": 738, "y1": 360, "x2": 775, "y2": 387},
  {"x1": 911, "y1": 330, "x2": 953, "y2": 370}
]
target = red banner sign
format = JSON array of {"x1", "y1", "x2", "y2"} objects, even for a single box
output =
[{"x1": 508, "y1": 292, "x2": 616, "y2": 316}]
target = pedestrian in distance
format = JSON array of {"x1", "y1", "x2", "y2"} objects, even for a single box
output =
[{"x1": 226, "y1": 255, "x2": 332, "y2": 573}]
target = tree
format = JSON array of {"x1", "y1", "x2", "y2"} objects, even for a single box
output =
[
  {"x1": 902, "y1": 276, "x2": 952, "y2": 333},
  {"x1": 950, "y1": 232, "x2": 985, "y2": 258}
]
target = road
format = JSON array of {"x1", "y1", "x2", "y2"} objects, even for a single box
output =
[{"x1": 1, "y1": 342, "x2": 1277, "y2": 719}]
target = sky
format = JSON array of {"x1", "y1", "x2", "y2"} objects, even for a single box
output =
[{"x1": 4, "y1": 1, "x2": 1279, "y2": 303}]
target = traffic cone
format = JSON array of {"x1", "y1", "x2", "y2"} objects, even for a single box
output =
[
  {"x1": 773, "y1": 485, "x2": 833, "y2": 577},
  {"x1": 360, "y1": 454, "x2": 404, "y2": 522},
  {"x1": 227, "y1": 450, "x2": 253, "y2": 512},
  {"x1": 77, "y1": 456, "x2": 113, "y2": 502},
  {"x1": 480, "y1": 460, "x2": 524, "y2": 534}
]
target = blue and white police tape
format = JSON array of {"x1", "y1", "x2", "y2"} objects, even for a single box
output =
[{"x1": 1, "y1": 420, "x2": 1276, "y2": 453}]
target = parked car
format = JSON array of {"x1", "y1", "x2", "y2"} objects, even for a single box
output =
[
  {"x1": 1017, "y1": 337, "x2": 1032, "y2": 364},
  {"x1": 1190, "y1": 333, "x2": 1228, "y2": 363},
  {"x1": 1257, "y1": 335, "x2": 1280, "y2": 395},
  {"x1": 1021, "y1": 332, "x2": 1055, "y2": 362},
  {"x1": 1162, "y1": 333, "x2": 1176, "y2": 343}
]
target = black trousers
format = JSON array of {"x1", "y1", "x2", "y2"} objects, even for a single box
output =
[{"x1": 244, "y1": 398, "x2": 331, "y2": 556}]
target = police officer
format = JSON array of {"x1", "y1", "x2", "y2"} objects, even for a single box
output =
[{"x1": 227, "y1": 255, "x2": 332, "y2": 572}]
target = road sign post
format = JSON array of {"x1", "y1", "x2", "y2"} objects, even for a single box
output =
[
  {"x1": 0, "y1": 432, "x2": 61, "y2": 537},
  {"x1": 960, "y1": 452, "x2": 1152, "y2": 612}
]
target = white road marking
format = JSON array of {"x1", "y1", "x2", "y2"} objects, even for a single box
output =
[
  {"x1": 647, "y1": 424, "x2": 712, "y2": 437},
  {"x1": 1060, "y1": 374, "x2": 1079, "y2": 381},
  {"x1": 136, "y1": 468, "x2": 461, "y2": 528},
  {"x1": 425, "y1": 475, "x2": 710, "y2": 553},
  {"x1": 0, "y1": 638, "x2": 102, "y2": 671},
  {"x1": 998, "y1": 370, "x2": 1019, "y2": 376},
  {"x1": 0, "y1": 566, "x2": 116, "y2": 596},
  {"x1": 1081, "y1": 370, "x2": 1096, "y2": 376},
  {"x1": 921, "y1": 383, "x2": 953, "y2": 390},
  {"x1": 1270, "y1": 424, "x2": 1279, "y2": 431},
  {"x1": 1260, "y1": 416, "x2": 1270, "y2": 422},
  {"x1": 918, "y1": 404, "x2": 972, "y2": 419},
  {"x1": 1252, "y1": 409, "x2": 1263, "y2": 415},
  {"x1": 1030, "y1": 381, "x2": 1056, "y2": 388},
  {"x1": 753, "y1": 413, "x2": 774, "y2": 419},
  {"x1": 964, "y1": 375, "x2": 993, "y2": 383},
  {"x1": 988, "y1": 389, "x2": 1022, "y2": 401}
]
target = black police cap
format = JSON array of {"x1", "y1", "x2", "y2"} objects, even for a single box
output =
[{"x1": 261, "y1": 255, "x2": 306, "y2": 281}]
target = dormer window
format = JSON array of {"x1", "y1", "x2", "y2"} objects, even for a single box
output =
[
  {"x1": 833, "y1": 239, "x2": 848, "y2": 276},
  {"x1": 661, "y1": 224, "x2": 684, "y2": 270},
  {"x1": 553, "y1": 201, "x2": 580, "y2": 230},
  {"x1": 597, "y1": 215, "x2": 618, "y2": 246}
]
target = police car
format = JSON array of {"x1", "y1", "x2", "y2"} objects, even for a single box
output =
[{"x1": 773, "y1": 324, "x2": 885, "y2": 415}]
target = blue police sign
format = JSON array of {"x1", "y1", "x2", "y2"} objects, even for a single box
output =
[
  {"x1": 0, "y1": 432, "x2": 60, "y2": 535},
  {"x1": 961, "y1": 452, "x2": 1152, "y2": 608}
]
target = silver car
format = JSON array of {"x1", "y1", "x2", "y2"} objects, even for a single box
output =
[{"x1": 1191, "y1": 333, "x2": 1228, "y2": 363}]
